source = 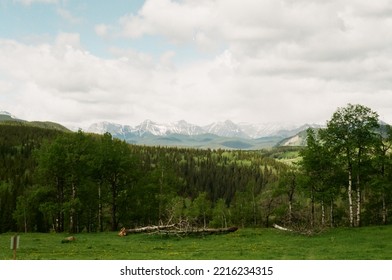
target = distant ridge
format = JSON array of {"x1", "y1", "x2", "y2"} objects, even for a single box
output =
[
  {"x1": 277, "y1": 121, "x2": 391, "y2": 147},
  {"x1": 0, "y1": 111, "x2": 325, "y2": 149},
  {"x1": 0, "y1": 111, "x2": 22, "y2": 121},
  {"x1": 0, "y1": 112, "x2": 70, "y2": 132}
]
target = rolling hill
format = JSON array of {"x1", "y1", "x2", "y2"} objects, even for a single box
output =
[{"x1": 0, "y1": 111, "x2": 70, "y2": 132}]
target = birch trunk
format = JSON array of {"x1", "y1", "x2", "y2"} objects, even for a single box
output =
[
  {"x1": 356, "y1": 186, "x2": 361, "y2": 227},
  {"x1": 348, "y1": 169, "x2": 354, "y2": 227},
  {"x1": 355, "y1": 149, "x2": 362, "y2": 227}
]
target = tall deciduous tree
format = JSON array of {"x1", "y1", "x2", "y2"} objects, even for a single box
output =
[
  {"x1": 94, "y1": 133, "x2": 136, "y2": 231},
  {"x1": 192, "y1": 192, "x2": 211, "y2": 228},
  {"x1": 370, "y1": 124, "x2": 392, "y2": 225},
  {"x1": 320, "y1": 104, "x2": 379, "y2": 227},
  {"x1": 300, "y1": 128, "x2": 342, "y2": 227},
  {"x1": 35, "y1": 134, "x2": 69, "y2": 232},
  {"x1": 35, "y1": 131, "x2": 93, "y2": 232}
]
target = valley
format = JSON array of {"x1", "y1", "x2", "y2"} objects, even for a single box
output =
[{"x1": 0, "y1": 104, "x2": 391, "y2": 236}]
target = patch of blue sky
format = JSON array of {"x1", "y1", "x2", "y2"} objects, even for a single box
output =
[
  {"x1": 73, "y1": 0, "x2": 145, "y2": 23},
  {"x1": 0, "y1": 0, "x2": 145, "y2": 40},
  {"x1": 0, "y1": 1, "x2": 130, "y2": 53},
  {"x1": 0, "y1": 1, "x2": 60, "y2": 41},
  {"x1": 0, "y1": 0, "x2": 221, "y2": 64}
]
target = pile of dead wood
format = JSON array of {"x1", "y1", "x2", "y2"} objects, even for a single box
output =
[{"x1": 118, "y1": 224, "x2": 238, "y2": 237}]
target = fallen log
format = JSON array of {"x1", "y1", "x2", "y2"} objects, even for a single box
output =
[
  {"x1": 273, "y1": 223, "x2": 292, "y2": 232},
  {"x1": 157, "y1": 226, "x2": 239, "y2": 236},
  {"x1": 119, "y1": 225, "x2": 238, "y2": 236},
  {"x1": 119, "y1": 224, "x2": 176, "y2": 236}
]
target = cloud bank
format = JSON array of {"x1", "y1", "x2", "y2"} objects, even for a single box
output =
[{"x1": 2, "y1": 0, "x2": 392, "y2": 128}]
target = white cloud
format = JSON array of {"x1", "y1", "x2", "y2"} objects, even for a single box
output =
[
  {"x1": 118, "y1": 0, "x2": 216, "y2": 44},
  {"x1": 95, "y1": 24, "x2": 110, "y2": 37},
  {"x1": 3, "y1": 1, "x2": 392, "y2": 127},
  {"x1": 0, "y1": 38, "x2": 151, "y2": 125},
  {"x1": 108, "y1": 47, "x2": 153, "y2": 68},
  {"x1": 115, "y1": 0, "x2": 392, "y2": 62},
  {"x1": 55, "y1": 32, "x2": 81, "y2": 48},
  {"x1": 57, "y1": 8, "x2": 82, "y2": 24}
]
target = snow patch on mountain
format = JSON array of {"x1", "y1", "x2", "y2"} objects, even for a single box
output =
[
  {"x1": 203, "y1": 120, "x2": 249, "y2": 138},
  {"x1": 86, "y1": 119, "x2": 321, "y2": 140},
  {"x1": 133, "y1": 120, "x2": 205, "y2": 136},
  {"x1": 238, "y1": 122, "x2": 298, "y2": 138}
]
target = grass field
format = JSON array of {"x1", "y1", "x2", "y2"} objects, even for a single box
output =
[{"x1": 1, "y1": 226, "x2": 391, "y2": 260}]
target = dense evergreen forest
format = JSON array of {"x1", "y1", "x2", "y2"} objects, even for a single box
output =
[{"x1": 0, "y1": 104, "x2": 391, "y2": 233}]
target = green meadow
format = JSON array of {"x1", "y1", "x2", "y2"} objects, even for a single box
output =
[{"x1": 1, "y1": 226, "x2": 391, "y2": 260}]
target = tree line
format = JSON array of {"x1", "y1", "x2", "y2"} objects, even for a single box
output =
[
  {"x1": 0, "y1": 103, "x2": 391, "y2": 233},
  {"x1": 300, "y1": 104, "x2": 392, "y2": 228}
]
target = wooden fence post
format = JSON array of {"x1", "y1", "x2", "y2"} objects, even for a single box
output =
[{"x1": 10, "y1": 235, "x2": 19, "y2": 260}]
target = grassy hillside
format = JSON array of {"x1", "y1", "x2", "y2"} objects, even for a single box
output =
[
  {"x1": 262, "y1": 146, "x2": 303, "y2": 165},
  {"x1": 1, "y1": 226, "x2": 391, "y2": 260},
  {"x1": 0, "y1": 115, "x2": 20, "y2": 122},
  {"x1": 276, "y1": 130, "x2": 309, "y2": 147}
]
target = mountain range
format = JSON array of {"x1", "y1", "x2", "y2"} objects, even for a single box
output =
[
  {"x1": 0, "y1": 110, "x2": 323, "y2": 149},
  {"x1": 86, "y1": 119, "x2": 323, "y2": 149}
]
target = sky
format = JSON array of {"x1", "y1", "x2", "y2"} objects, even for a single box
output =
[{"x1": 1, "y1": 0, "x2": 392, "y2": 129}]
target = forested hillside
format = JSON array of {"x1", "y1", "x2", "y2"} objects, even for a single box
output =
[
  {"x1": 0, "y1": 104, "x2": 391, "y2": 234},
  {"x1": 0, "y1": 124, "x2": 290, "y2": 233},
  {"x1": 0, "y1": 124, "x2": 64, "y2": 232}
]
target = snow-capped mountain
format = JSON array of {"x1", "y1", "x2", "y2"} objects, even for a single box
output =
[
  {"x1": 87, "y1": 121, "x2": 134, "y2": 137},
  {"x1": 133, "y1": 120, "x2": 205, "y2": 136},
  {"x1": 169, "y1": 120, "x2": 205, "y2": 136},
  {"x1": 238, "y1": 122, "x2": 297, "y2": 138},
  {"x1": 86, "y1": 119, "x2": 320, "y2": 140},
  {"x1": 87, "y1": 120, "x2": 204, "y2": 138},
  {"x1": 135, "y1": 120, "x2": 168, "y2": 136},
  {"x1": 0, "y1": 110, "x2": 324, "y2": 149},
  {"x1": 87, "y1": 120, "x2": 206, "y2": 138},
  {"x1": 203, "y1": 120, "x2": 249, "y2": 138}
]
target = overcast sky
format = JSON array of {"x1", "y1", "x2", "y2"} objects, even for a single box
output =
[{"x1": 1, "y1": 0, "x2": 392, "y2": 128}]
